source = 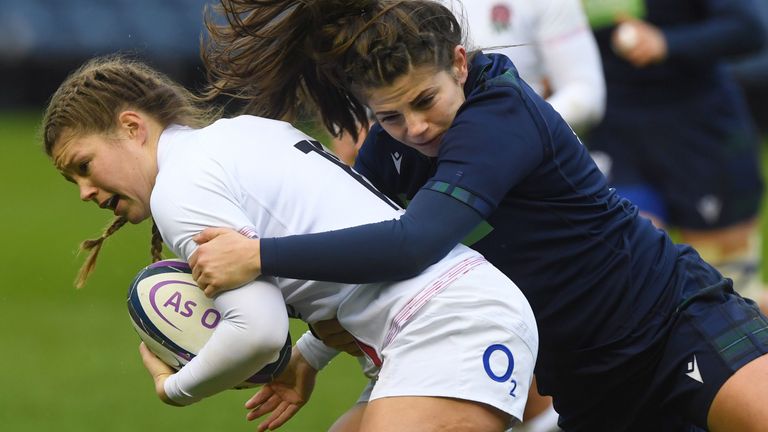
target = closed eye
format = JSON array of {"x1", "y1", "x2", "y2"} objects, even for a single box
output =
[
  {"x1": 77, "y1": 161, "x2": 90, "y2": 176},
  {"x1": 414, "y1": 95, "x2": 435, "y2": 109},
  {"x1": 378, "y1": 113, "x2": 402, "y2": 124}
]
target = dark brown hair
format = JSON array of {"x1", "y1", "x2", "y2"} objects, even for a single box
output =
[{"x1": 202, "y1": 0, "x2": 465, "y2": 141}]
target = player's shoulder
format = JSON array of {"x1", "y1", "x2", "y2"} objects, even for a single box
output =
[
  {"x1": 468, "y1": 53, "x2": 524, "y2": 95},
  {"x1": 203, "y1": 115, "x2": 307, "y2": 144},
  {"x1": 166, "y1": 115, "x2": 310, "y2": 168}
]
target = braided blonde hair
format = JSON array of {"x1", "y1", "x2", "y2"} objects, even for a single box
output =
[{"x1": 43, "y1": 55, "x2": 218, "y2": 288}]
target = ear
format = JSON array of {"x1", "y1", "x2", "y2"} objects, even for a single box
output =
[
  {"x1": 117, "y1": 110, "x2": 148, "y2": 144},
  {"x1": 452, "y1": 45, "x2": 469, "y2": 85}
]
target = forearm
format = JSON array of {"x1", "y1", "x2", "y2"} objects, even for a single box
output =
[
  {"x1": 164, "y1": 282, "x2": 289, "y2": 405},
  {"x1": 260, "y1": 189, "x2": 484, "y2": 283},
  {"x1": 543, "y1": 29, "x2": 606, "y2": 131},
  {"x1": 664, "y1": 1, "x2": 767, "y2": 62}
]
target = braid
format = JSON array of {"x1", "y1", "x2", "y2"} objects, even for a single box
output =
[
  {"x1": 150, "y1": 221, "x2": 164, "y2": 263},
  {"x1": 74, "y1": 216, "x2": 128, "y2": 289}
]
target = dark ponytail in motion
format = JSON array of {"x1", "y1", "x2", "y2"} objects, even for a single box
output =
[{"x1": 202, "y1": 0, "x2": 464, "y2": 140}]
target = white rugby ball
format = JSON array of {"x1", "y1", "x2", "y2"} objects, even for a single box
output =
[{"x1": 127, "y1": 259, "x2": 291, "y2": 386}]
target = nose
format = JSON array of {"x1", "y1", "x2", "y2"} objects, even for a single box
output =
[
  {"x1": 78, "y1": 181, "x2": 98, "y2": 202},
  {"x1": 404, "y1": 112, "x2": 429, "y2": 139}
]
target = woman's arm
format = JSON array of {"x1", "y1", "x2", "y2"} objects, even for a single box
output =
[
  {"x1": 162, "y1": 281, "x2": 289, "y2": 405},
  {"x1": 662, "y1": 0, "x2": 766, "y2": 62},
  {"x1": 538, "y1": 0, "x2": 606, "y2": 131},
  {"x1": 192, "y1": 189, "x2": 484, "y2": 290}
]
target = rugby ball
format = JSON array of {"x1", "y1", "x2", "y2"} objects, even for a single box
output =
[{"x1": 127, "y1": 259, "x2": 291, "y2": 386}]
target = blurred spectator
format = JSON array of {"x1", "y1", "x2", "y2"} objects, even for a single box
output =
[
  {"x1": 0, "y1": 0, "x2": 212, "y2": 108},
  {"x1": 729, "y1": 0, "x2": 768, "y2": 132},
  {"x1": 583, "y1": 0, "x2": 768, "y2": 303},
  {"x1": 452, "y1": 0, "x2": 605, "y2": 134}
]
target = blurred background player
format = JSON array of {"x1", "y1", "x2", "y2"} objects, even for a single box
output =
[
  {"x1": 582, "y1": 0, "x2": 768, "y2": 306},
  {"x1": 439, "y1": 1, "x2": 605, "y2": 430},
  {"x1": 446, "y1": 0, "x2": 605, "y2": 134},
  {"x1": 728, "y1": 0, "x2": 768, "y2": 135}
]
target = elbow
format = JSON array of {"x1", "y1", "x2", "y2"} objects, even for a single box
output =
[
  {"x1": 391, "y1": 243, "x2": 449, "y2": 280},
  {"x1": 263, "y1": 331, "x2": 290, "y2": 356},
  {"x1": 240, "y1": 329, "x2": 288, "y2": 363},
  {"x1": 550, "y1": 83, "x2": 606, "y2": 131}
]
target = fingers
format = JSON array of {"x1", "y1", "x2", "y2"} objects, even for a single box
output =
[
  {"x1": 248, "y1": 393, "x2": 283, "y2": 420},
  {"x1": 139, "y1": 342, "x2": 174, "y2": 378},
  {"x1": 246, "y1": 386, "x2": 274, "y2": 410},
  {"x1": 190, "y1": 249, "x2": 219, "y2": 298},
  {"x1": 337, "y1": 342, "x2": 364, "y2": 356},
  {"x1": 193, "y1": 227, "x2": 227, "y2": 244},
  {"x1": 312, "y1": 318, "x2": 362, "y2": 354},
  {"x1": 312, "y1": 318, "x2": 346, "y2": 336},
  {"x1": 188, "y1": 249, "x2": 199, "y2": 272},
  {"x1": 257, "y1": 403, "x2": 300, "y2": 431}
]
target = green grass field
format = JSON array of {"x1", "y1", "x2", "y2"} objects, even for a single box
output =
[{"x1": 0, "y1": 112, "x2": 366, "y2": 431}]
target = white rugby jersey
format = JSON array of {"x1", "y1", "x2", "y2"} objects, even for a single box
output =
[
  {"x1": 151, "y1": 116, "x2": 483, "y2": 404},
  {"x1": 443, "y1": 0, "x2": 605, "y2": 130}
]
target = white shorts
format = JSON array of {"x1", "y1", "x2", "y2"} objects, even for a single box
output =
[{"x1": 357, "y1": 263, "x2": 538, "y2": 423}]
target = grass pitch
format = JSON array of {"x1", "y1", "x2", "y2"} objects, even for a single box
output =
[{"x1": 0, "y1": 112, "x2": 366, "y2": 431}]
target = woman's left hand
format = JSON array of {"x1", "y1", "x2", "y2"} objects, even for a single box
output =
[
  {"x1": 139, "y1": 342, "x2": 181, "y2": 406},
  {"x1": 245, "y1": 348, "x2": 317, "y2": 431},
  {"x1": 190, "y1": 227, "x2": 263, "y2": 297}
]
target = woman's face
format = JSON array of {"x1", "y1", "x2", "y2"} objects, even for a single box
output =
[
  {"x1": 52, "y1": 114, "x2": 158, "y2": 224},
  {"x1": 366, "y1": 46, "x2": 469, "y2": 157}
]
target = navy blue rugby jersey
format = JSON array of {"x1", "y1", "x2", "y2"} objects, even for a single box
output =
[
  {"x1": 592, "y1": 0, "x2": 766, "y2": 118},
  {"x1": 260, "y1": 53, "x2": 686, "y2": 370},
  {"x1": 353, "y1": 53, "x2": 684, "y2": 355}
]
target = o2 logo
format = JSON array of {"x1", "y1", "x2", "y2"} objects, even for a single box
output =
[{"x1": 483, "y1": 344, "x2": 518, "y2": 397}]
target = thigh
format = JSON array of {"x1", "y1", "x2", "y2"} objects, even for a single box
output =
[
  {"x1": 708, "y1": 353, "x2": 768, "y2": 432},
  {"x1": 654, "y1": 279, "x2": 768, "y2": 429},
  {"x1": 330, "y1": 402, "x2": 367, "y2": 432},
  {"x1": 361, "y1": 396, "x2": 508, "y2": 432}
]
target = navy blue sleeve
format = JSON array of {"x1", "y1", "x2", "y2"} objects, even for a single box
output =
[
  {"x1": 664, "y1": 0, "x2": 767, "y2": 62},
  {"x1": 260, "y1": 189, "x2": 483, "y2": 283}
]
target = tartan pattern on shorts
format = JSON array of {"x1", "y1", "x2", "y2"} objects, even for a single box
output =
[
  {"x1": 712, "y1": 311, "x2": 768, "y2": 368},
  {"x1": 692, "y1": 292, "x2": 768, "y2": 371}
]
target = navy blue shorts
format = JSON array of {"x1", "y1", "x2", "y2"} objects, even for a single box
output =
[
  {"x1": 586, "y1": 99, "x2": 763, "y2": 229},
  {"x1": 550, "y1": 255, "x2": 768, "y2": 431}
]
